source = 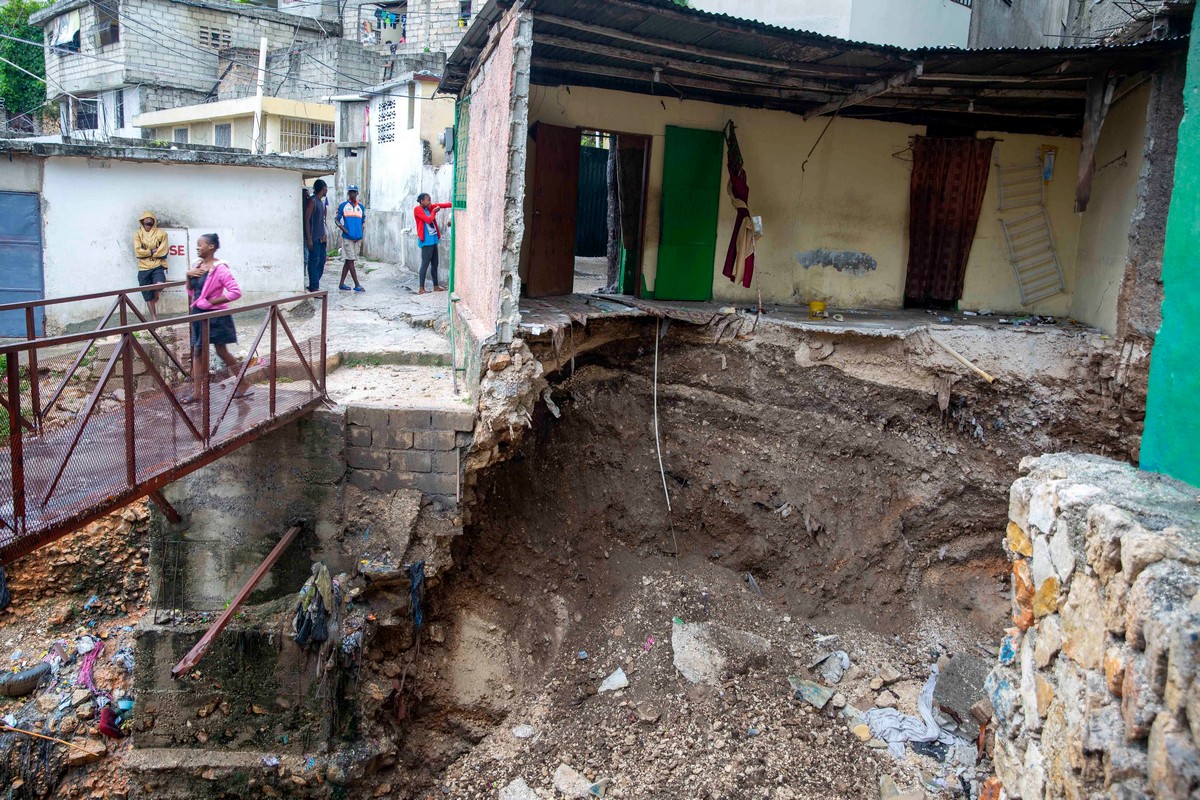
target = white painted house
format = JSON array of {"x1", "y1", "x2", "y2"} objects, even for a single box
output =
[
  {"x1": 0, "y1": 138, "x2": 335, "y2": 333},
  {"x1": 688, "y1": 0, "x2": 972, "y2": 48},
  {"x1": 333, "y1": 71, "x2": 456, "y2": 268}
]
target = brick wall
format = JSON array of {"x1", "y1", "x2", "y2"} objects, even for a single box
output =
[{"x1": 345, "y1": 405, "x2": 474, "y2": 503}]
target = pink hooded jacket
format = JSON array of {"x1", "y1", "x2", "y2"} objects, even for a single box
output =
[{"x1": 190, "y1": 261, "x2": 242, "y2": 311}]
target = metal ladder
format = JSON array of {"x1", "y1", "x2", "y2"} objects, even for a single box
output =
[{"x1": 995, "y1": 158, "x2": 1065, "y2": 305}]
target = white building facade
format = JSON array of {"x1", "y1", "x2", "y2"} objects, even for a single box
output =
[{"x1": 689, "y1": 0, "x2": 973, "y2": 48}]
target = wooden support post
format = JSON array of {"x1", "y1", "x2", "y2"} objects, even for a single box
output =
[{"x1": 171, "y1": 525, "x2": 302, "y2": 679}]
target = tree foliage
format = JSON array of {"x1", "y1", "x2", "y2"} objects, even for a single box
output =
[{"x1": 0, "y1": 0, "x2": 48, "y2": 119}]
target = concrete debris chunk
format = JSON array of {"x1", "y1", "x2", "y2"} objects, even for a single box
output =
[
  {"x1": 597, "y1": 668, "x2": 628, "y2": 694},
  {"x1": 499, "y1": 778, "x2": 539, "y2": 800},
  {"x1": 671, "y1": 621, "x2": 770, "y2": 686},
  {"x1": 788, "y1": 676, "x2": 833, "y2": 709},
  {"x1": 811, "y1": 650, "x2": 851, "y2": 684},
  {"x1": 553, "y1": 763, "x2": 591, "y2": 798}
]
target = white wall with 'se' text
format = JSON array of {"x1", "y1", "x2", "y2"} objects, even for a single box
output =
[{"x1": 41, "y1": 157, "x2": 305, "y2": 329}]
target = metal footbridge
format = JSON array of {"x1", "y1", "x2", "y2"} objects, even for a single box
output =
[{"x1": 0, "y1": 284, "x2": 328, "y2": 563}]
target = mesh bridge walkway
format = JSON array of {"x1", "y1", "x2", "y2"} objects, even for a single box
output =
[{"x1": 0, "y1": 284, "x2": 328, "y2": 562}]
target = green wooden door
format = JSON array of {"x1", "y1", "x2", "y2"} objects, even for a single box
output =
[{"x1": 655, "y1": 126, "x2": 723, "y2": 301}]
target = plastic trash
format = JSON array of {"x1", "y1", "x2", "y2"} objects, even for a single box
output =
[
  {"x1": 811, "y1": 651, "x2": 851, "y2": 684},
  {"x1": 83, "y1": 595, "x2": 99, "y2": 611},
  {"x1": 577, "y1": 650, "x2": 588, "y2": 660},
  {"x1": 512, "y1": 724, "x2": 535, "y2": 739},
  {"x1": 598, "y1": 668, "x2": 629, "y2": 693}
]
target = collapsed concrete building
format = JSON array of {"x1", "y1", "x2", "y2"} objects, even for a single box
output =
[{"x1": 2, "y1": 0, "x2": 1200, "y2": 798}]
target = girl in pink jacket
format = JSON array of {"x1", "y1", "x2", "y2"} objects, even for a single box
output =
[{"x1": 183, "y1": 233, "x2": 252, "y2": 403}]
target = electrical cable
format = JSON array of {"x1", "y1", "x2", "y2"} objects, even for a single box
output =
[{"x1": 652, "y1": 318, "x2": 678, "y2": 557}]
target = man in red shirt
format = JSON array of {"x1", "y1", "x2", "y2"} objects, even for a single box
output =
[{"x1": 414, "y1": 193, "x2": 452, "y2": 294}]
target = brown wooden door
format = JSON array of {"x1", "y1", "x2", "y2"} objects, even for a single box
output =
[{"x1": 526, "y1": 123, "x2": 581, "y2": 297}]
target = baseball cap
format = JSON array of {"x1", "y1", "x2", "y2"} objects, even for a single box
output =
[{"x1": 348, "y1": 184, "x2": 359, "y2": 192}]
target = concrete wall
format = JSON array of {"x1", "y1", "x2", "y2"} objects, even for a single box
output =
[
  {"x1": 688, "y1": 0, "x2": 852, "y2": 37},
  {"x1": 989, "y1": 453, "x2": 1200, "y2": 798},
  {"x1": 1070, "y1": 84, "x2": 1150, "y2": 333},
  {"x1": 689, "y1": 0, "x2": 969, "y2": 46},
  {"x1": 453, "y1": 8, "x2": 529, "y2": 344},
  {"x1": 521, "y1": 83, "x2": 1094, "y2": 321},
  {"x1": 969, "y1": 0, "x2": 1070, "y2": 48},
  {"x1": 849, "y1": 0, "x2": 970, "y2": 48},
  {"x1": 39, "y1": 157, "x2": 305, "y2": 328}
]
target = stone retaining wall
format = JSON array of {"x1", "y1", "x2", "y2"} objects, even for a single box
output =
[{"x1": 989, "y1": 453, "x2": 1200, "y2": 798}]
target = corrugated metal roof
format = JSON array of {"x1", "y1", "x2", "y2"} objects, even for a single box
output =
[{"x1": 440, "y1": 0, "x2": 1188, "y2": 136}]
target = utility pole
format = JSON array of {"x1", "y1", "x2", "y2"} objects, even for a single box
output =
[{"x1": 251, "y1": 36, "x2": 268, "y2": 154}]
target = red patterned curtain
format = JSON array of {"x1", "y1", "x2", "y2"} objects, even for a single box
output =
[{"x1": 903, "y1": 137, "x2": 995, "y2": 307}]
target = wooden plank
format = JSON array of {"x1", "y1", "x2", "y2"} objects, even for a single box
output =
[
  {"x1": 804, "y1": 64, "x2": 924, "y2": 119},
  {"x1": 171, "y1": 525, "x2": 302, "y2": 679}
]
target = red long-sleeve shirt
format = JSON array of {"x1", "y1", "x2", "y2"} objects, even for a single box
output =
[{"x1": 414, "y1": 202, "x2": 452, "y2": 244}]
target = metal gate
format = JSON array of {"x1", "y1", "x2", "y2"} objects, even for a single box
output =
[
  {"x1": 0, "y1": 192, "x2": 44, "y2": 337},
  {"x1": 575, "y1": 145, "x2": 609, "y2": 257}
]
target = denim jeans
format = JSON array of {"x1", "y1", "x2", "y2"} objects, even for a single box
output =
[{"x1": 306, "y1": 240, "x2": 327, "y2": 291}]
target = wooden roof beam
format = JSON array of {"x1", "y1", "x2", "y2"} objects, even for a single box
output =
[
  {"x1": 534, "y1": 13, "x2": 881, "y2": 80},
  {"x1": 530, "y1": 57, "x2": 836, "y2": 104},
  {"x1": 916, "y1": 72, "x2": 1083, "y2": 84},
  {"x1": 889, "y1": 86, "x2": 1087, "y2": 99},
  {"x1": 804, "y1": 63, "x2": 924, "y2": 120}
]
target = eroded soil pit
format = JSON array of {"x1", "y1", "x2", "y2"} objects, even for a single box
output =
[{"x1": 377, "y1": 319, "x2": 1140, "y2": 799}]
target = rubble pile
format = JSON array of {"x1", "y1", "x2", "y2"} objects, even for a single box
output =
[{"x1": 988, "y1": 453, "x2": 1200, "y2": 798}]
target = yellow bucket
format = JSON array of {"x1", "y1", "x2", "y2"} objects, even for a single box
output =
[{"x1": 808, "y1": 301, "x2": 827, "y2": 319}]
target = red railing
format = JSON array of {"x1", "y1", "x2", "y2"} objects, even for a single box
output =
[{"x1": 0, "y1": 286, "x2": 328, "y2": 562}]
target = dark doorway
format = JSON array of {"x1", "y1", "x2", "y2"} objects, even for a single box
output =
[
  {"x1": 525, "y1": 125, "x2": 651, "y2": 298},
  {"x1": 903, "y1": 136, "x2": 994, "y2": 309}
]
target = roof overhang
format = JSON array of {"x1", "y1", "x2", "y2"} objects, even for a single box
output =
[
  {"x1": 440, "y1": 0, "x2": 1189, "y2": 136},
  {"x1": 133, "y1": 97, "x2": 335, "y2": 128}
]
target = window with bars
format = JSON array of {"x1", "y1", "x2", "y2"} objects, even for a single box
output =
[
  {"x1": 198, "y1": 25, "x2": 232, "y2": 49},
  {"x1": 948, "y1": 0, "x2": 972, "y2": 6},
  {"x1": 214, "y1": 123, "x2": 232, "y2": 148},
  {"x1": 452, "y1": 97, "x2": 470, "y2": 210},
  {"x1": 377, "y1": 98, "x2": 396, "y2": 144},
  {"x1": 173, "y1": 127, "x2": 189, "y2": 144},
  {"x1": 75, "y1": 98, "x2": 99, "y2": 130},
  {"x1": 279, "y1": 118, "x2": 335, "y2": 152}
]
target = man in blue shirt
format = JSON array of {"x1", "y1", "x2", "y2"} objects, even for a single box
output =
[{"x1": 336, "y1": 185, "x2": 367, "y2": 292}]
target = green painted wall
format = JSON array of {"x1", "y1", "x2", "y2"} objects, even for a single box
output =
[{"x1": 1141, "y1": 14, "x2": 1200, "y2": 487}]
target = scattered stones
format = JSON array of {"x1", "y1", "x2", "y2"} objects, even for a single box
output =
[
  {"x1": 874, "y1": 690, "x2": 898, "y2": 709},
  {"x1": 65, "y1": 738, "x2": 105, "y2": 766}
]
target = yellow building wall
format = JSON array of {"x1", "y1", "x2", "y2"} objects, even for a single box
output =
[
  {"x1": 1069, "y1": 83, "x2": 1150, "y2": 332},
  {"x1": 419, "y1": 83, "x2": 456, "y2": 167},
  {"x1": 526, "y1": 84, "x2": 1085, "y2": 316},
  {"x1": 961, "y1": 134, "x2": 1082, "y2": 317}
]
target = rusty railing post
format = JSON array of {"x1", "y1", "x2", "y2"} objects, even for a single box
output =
[
  {"x1": 122, "y1": 333, "x2": 136, "y2": 487},
  {"x1": 320, "y1": 293, "x2": 328, "y2": 396},
  {"x1": 269, "y1": 306, "x2": 277, "y2": 417},
  {"x1": 24, "y1": 308, "x2": 40, "y2": 429},
  {"x1": 200, "y1": 318, "x2": 211, "y2": 444},
  {"x1": 7, "y1": 352, "x2": 25, "y2": 535}
]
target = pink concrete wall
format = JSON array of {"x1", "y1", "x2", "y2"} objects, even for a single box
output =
[{"x1": 454, "y1": 19, "x2": 517, "y2": 342}]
